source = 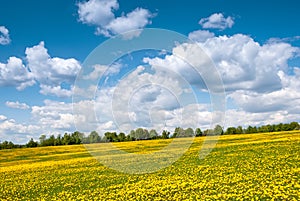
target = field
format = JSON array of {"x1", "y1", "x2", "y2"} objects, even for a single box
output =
[{"x1": 1, "y1": 131, "x2": 300, "y2": 200}]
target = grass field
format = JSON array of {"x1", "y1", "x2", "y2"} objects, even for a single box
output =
[{"x1": 1, "y1": 131, "x2": 300, "y2": 200}]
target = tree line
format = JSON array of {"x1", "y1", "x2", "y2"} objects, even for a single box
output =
[{"x1": 0, "y1": 121, "x2": 299, "y2": 150}]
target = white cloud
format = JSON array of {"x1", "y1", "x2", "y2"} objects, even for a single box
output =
[
  {"x1": 83, "y1": 63, "x2": 121, "y2": 80},
  {"x1": 226, "y1": 68, "x2": 300, "y2": 115},
  {"x1": 188, "y1": 30, "x2": 215, "y2": 42},
  {"x1": 86, "y1": 62, "x2": 214, "y2": 135},
  {"x1": 77, "y1": 0, "x2": 154, "y2": 37},
  {"x1": 32, "y1": 99, "x2": 97, "y2": 133},
  {"x1": 267, "y1": 36, "x2": 300, "y2": 44},
  {"x1": 198, "y1": 34, "x2": 298, "y2": 92},
  {"x1": 25, "y1": 41, "x2": 81, "y2": 97},
  {"x1": 0, "y1": 117, "x2": 40, "y2": 143},
  {"x1": 0, "y1": 115, "x2": 7, "y2": 121},
  {"x1": 39, "y1": 85, "x2": 73, "y2": 98},
  {"x1": 199, "y1": 13, "x2": 234, "y2": 30},
  {"x1": 5, "y1": 101, "x2": 30, "y2": 110},
  {"x1": 78, "y1": 0, "x2": 118, "y2": 26},
  {"x1": 0, "y1": 99, "x2": 96, "y2": 143},
  {"x1": 31, "y1": 100, "x2": 78, "y2": 132},
  {"x1": 229, "y1": 89, "x2": 291, "y2": 113},
  {"x1": 0, "y1": 57, "x2": 35, "y2": 90},
  {"x1": 225, "y1": 109, "x2": 299, "y2": 128},
  {"x1": 0, "y1": 26, "x2": 11, "y2": 45},
  {"x1": 0, "y1": 41, "x2": 81, "y2": 97},
  {"x1": 105, "y1": 8, "x2": 153, "y2": 36},
  {"x1": 25, "y1": 41, "x2": 81, "y2": 85},
  {"x1": 142, "y1": 31, "x2": 300, "y2": 127}
]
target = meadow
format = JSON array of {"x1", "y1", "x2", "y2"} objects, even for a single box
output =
[{"x1": 0, "y1": 131, "x2": 299, "y2": 200}]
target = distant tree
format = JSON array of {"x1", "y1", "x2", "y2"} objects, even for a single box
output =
[
  {"x1": 258, "y1": 125, "x2": 268, "y2": 133},
  {"x1": 55, "y1": 134, "x2": 62, "y2": 146},
  {"x1": 245, "y1": 126, "x2": 253, "y2": 134},
  {"x1": 225, "y1": 127, "x2": 237, "y2": 135},
  {"x1": 203, "y1": 129, "x2": 214, "y2": 136},
  {"x1": 172, "y1": 127, "x2": 185, "y2": 138},
  {"x1": 71, "y1": 131, "x2": 84, "y2": 144},
  {"x1": 252, "y1": 126, "x2": 258, "y2": 133},
  {"x1": 236, "y1": 126, "x2": 243, "y2": 134},
  {"x1": 161, "y1": 130, "x2": 170, "y2": 139},
  {"x1": 134, "y1": 128, "x2": 148, "y2": 140},
  {"x1": 195, "y1": 128, "x2": 203, "y2": 137},
  {"x1": 214, "y1": 125, "x2": 224, "y2": 135},
  {"x1": 185, "y1": 128, "x2": 194, "y2": 137},
  {"x1": 118, "y1": 132, "x2": 126, "y2": 142},
  {"x1": 172, "y1": 127, "x2": 180, "y2": 138},
  {"x1": 0, "y1": 141, "x2": 15, "y2": 149},
  {"x1": 62, "y1": 133, "x2": 71, "y2": 145},
  {"x1": 39, "y1": 134, "x2": 47, "y2": 146},
  {"x1": 26, "y1": 138, "x2": 38, "y2": 148},
  {"x1": 129, "y1": 130, "x2": 136, "y2": 141},
  {"x1": 104, "y1": 132, "x2": 118, "y2": 142},
  {"x1": 48, "y1": 135, "x2": 56, "y2": 146},
  {"x1": 149, "y1": 129, "x2": 158, "y2": 139},
  {"x1": 125, "y1": 134, "x2": 134, "y2": 141},
  {"x1": 275, "y1": 123, "x2": 283, "y2": 132},
  {"x1": 88, "y1": 131, "x2": 101, "y2": 143},
  {"x1": 290, "y1": 122, "x2": 300, "y2": 130}
]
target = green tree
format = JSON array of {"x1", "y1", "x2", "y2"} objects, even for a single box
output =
[
  {"x1": 195, "y1": 128, "x2": 203, "y2": 137},
  {"x1": 104, "y1": 132, "x2": 118, "y2": 142},
  {"x1": 48, "y1": 135, "x2": 56, "y2": 146},
  {"x1": 118, "y1": 132, "x2": 126, "y2": 142},
  {"x1": 0, "y1": 141, "x2": 15, "y2": 149},
  {"x1": 72, "y1": 131, "x2": 84, "y2": 144},
  {"x1": 214, "y1": 125, "x2": 224, "y2": 135},
  {"x1": 290, "y1": 122, "x2": 300, "y2": 130},
  {"x1": 203, "y1": 129, "x2": 214, "y2": 136},
  {"x1": 88, "y1": 131, "x2": 101, "y2": 143},
  {"x1": 55, "y1": 134, "x2": 62, "y2": 145},
  {"x1": 173, "y1": 127, "x2": 185, "y2": 138},
  {"x1": 39, "y1": 134, "x2": 46, "y2": 146},
  {"x1": 236, "y1": 126, "x2": 243, "y2": 134},
  {"x1": 225, "y1": 127, "x2": 237, "y2": 135},
  {"x1": 185, "y1": 128, "x2": 194, "y2": 137},
  {"x1": 161, "y1": 130, "x2": 170, "y2": 139},
  {"x1": 129, "y1": 130, "x2": 136, "y2": 140},
  {"x1": 62, "y1": 133, "x2": 71, "y2": 145},
  {"x1": 149, "y1": 129, "x2": 158, "y2": 139},
  {"x1": 26, "y1": 138, "x2": 38, "y2": 148}
]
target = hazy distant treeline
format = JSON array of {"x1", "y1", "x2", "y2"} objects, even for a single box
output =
[{"x1": 0, "y1": 121, "x2": 299, "y2": 150}]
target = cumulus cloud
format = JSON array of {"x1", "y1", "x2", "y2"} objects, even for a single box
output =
[
  {"x1": 31, "y1": 100, "x2": 75, "y2": 130},
  {"x1": 199, "y1": 13, "x2": 234, "y2": 30},
  {"x1": 192, "y1": 34, "x2": 298, "y2": 93},
  {"x1": 0, "y1": 26, "x2": 11, "y2": 45},
  {"x1": 25, "y1": 42, "x2": 81, "y2": 86},
  {"x1": 0, "y1": 42, "x2": 81, "y2": 97},
  {"x1": 39, "y1": 85, "x2": 73, "y2": 97},
  {"x1": 0, "y1": 99, "x2": 96, "y2": 143},
  {"x1": 25, "y1": 41, "x2": 81, "y2": 97},
  {"x1": 0, "y1": 117, "x2": 40, "y2": 143},
  {"x1": 188, "y1": 30, "x2": 215, "y2": 42},
  {"x1": 5, "y1": 101, "x2": 30, "y2": 110},
  {"x1": 84, "y1": 62, "x2": 214, "y2": 135},
  {"x1": 142, "y1": 31, "x2": 300, "y2": 127},
  {"x1": 226, "y1": 68, "x2": 300, "y2": 115},
  {"x1": 0, "y1": 115, "x2": 7, "y2": 121},
  {"x1": 77, "y1": 0, "x2": 154, "y2": 37},
  {"x1": 225, "y1": 109, "x2": 299, "y2": 128},
  {"x1": 0, "y1": 57, "x2": 35, "y2": 90}
]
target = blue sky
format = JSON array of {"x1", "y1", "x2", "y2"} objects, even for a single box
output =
[{"x1": 1, "y1": 0, "x2": 300, "y2": 143}]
